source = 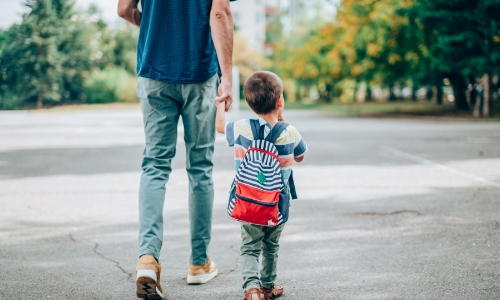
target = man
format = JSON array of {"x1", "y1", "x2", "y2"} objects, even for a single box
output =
[{"x1": 117, "y1": 0, "x2": 233, "y2": 298}]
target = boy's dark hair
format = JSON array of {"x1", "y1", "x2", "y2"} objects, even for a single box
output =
[{"x1": 244, "y1": 71, "x2": 283, "y2": 115}]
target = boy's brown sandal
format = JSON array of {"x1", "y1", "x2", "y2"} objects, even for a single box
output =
[
  {"x1": 244, "y1": 287, "x2": 264, "y2": 300},
  {"x1": 261, "y1": 284, "x2": 284, "y2": 300}
]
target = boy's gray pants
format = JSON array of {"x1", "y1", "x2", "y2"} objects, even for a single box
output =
[
  {"x1": 240, "y1": 223, "x2": 285, "y2": 291},
  {"x1": 136, "y1": 74, "x2": 218, "y2": 265}
]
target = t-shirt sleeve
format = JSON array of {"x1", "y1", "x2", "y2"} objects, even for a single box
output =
[
  {"x1": 225, "y1": 122, "x2": 235, "y2": 147},
  {"x1": 293, "y1": 129, "x2": 307, "y2": 157}
]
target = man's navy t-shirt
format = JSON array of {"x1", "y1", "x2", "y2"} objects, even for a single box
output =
[{"x1": 137, "y1": 0, "x2": 219, "y2": 84}]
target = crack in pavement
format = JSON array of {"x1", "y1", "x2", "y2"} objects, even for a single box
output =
[
  {"x1": 354, "y1": 210, "x2": 420, "y2": 217},
  {"x1": 69, "y1": 234, "x2": 133, "y2": 280}
]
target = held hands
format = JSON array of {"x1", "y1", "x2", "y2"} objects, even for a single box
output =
[{"x1": 216, "y1": 77, "x2": 233, "y2": 112}]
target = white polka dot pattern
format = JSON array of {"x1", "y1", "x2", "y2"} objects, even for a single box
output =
[{"x1": 137, "y1": 0, "x2": 220, "y2": 84}]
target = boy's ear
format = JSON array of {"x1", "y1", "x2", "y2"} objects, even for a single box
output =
[{"x1": 276, "y1": 95, "x2": 284, "y2": 109}]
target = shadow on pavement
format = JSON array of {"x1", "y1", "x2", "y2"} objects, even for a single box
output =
[{"x1": 0, "y1": 144, "x2": 235, "y2": 179}]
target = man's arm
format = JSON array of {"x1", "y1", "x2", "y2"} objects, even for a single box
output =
[
  {"x1": 210, "y1": 0, "x2": 234, "y2": 112},
  {"x1": 117, "y1": 0, "x2": 141, "y2": 27}
]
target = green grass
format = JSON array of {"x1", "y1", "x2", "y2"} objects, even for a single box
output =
[
  {"x1": 294, "y1": 102, "x2": 458, "y2": 116},
  {"x1": 240, "y1": 100, "x2": 500, "y2": 120}
]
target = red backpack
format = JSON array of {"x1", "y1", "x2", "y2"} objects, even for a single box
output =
[{"x1": 227, "y1": 120, "x2": 297, "y2": 227}]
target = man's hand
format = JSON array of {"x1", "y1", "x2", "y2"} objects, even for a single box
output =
[{"x1": 216, "y1": 77, "x2": 233, "y2": 112}]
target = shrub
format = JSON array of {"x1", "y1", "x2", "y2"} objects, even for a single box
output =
[
  {"x1": 0, "y1": 89, "x2": 22, "y2": 110},
  {"x1": 84, "y1": 67, "x2": 137, "y2": 104}
]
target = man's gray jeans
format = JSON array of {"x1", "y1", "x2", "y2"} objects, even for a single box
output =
[{"x1": 136, "y1": 74, "x2": 218, "y2": 265}]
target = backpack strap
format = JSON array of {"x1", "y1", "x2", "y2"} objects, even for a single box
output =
[
  {"x1": 288, "y1": 170, "x2": 298, "y2": 199},
  {"x1": 263, "y1": 121, "x2": 297, "y2": 198},
  {"x1": 265, "y1": 122, "x2": 289, "y2": 144},
  {"x1": 250, "y1": 119, "x2": 261, "y2": 140}
]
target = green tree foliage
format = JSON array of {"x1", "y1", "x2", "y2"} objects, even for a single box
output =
[
  {"x1": 413, "y1": 0, "x2": 500, "y2": 112},
  {"x1": 274, "y1": 0, "x2": 419, "y2": 102},
  {"x1": 0, "y1": 0, "x2": 73, "y2": 109},
  {"x1": 0, "y1": 0, "x2": 139, "y2": 109},
  {"x1": 272, "y1": 0, "x2": 500, "y2": 115},
  {"x1": 84, "y1": 67, "x2": 136, "y2": 104}
]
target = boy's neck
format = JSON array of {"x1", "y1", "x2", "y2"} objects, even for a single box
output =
[{"x1": 258, "y1": 112, "x2": 280, "y2": 128}]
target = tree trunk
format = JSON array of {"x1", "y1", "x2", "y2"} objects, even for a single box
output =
[
  {"x1": 436, "y1": 78, "x2": 443, "y2": 105},
  {"x1": 366, "y1": 86, "x2": 372, "y2": 102},
  {"x1": 324, "y1": 82, "x2": 333, "y2": 103},
  {"x1": 426, "y1": 86, "x2": 433, "y2": 101},
  {"x1": 473, "y1": 92, "x2": 482, "y2": 118},
  {"x1": 450, "y1": 73, "x2": 469, "y2": 111},
  {"x1": 37, "y1": 93, "x2": 43, "y2": 109},
  {"x1": 482, "y1": 73, "x2": 490, "y2": 117},
  {"x1": 389, "y1": 83, "x2": 396, "y2": 101},
  {"x1": 353, "y1": 81, "x2": 358, "y2": 102},
  {"x1": 468, "y1": 75, "x2": 476, "y2": 106},
  {"x1": 295, "y1": 82, "x2": 301, "y2": 103},
  {"x1": 411, "y1": 84, "x2": 418, "y2": 101}
]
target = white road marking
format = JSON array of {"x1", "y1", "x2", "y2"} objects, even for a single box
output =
[{"x1": 381, "y1": 146, "x2": 500, "y2": 189}]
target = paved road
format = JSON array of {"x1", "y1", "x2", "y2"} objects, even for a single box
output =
[{"x1": 0, "y1": 108, "x2": 499, "y2": 299}]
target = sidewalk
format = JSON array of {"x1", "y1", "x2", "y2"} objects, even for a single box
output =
[{"x1": 0, "y1": 109, "x2": 499, "y2": 299}]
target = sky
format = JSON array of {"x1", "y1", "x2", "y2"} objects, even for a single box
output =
[{"x1": 0, "y1": 0, "x2": 120, "y2": 29}]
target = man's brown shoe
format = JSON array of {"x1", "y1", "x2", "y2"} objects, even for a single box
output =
[
  {"x1": 136, "y1": 255, "x2": 164, "y2": 299},
  {"x1": 244, "y1": 287, "x2": 263, "y2": 300},
  {"x1": 187, "y1": 258, "x2": 218, "y2": 284},
  {"x1": 261, "y1": 284, "x2": 284, "y2": 300}
]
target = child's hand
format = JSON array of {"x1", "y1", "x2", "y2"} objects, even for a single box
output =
[
  {"x1": 216, "y1": 101, "x2": 226, "y2": 110},
  {"x1": 294, "y1": 155, "x2": 304, "y2": 163},
  {"x1": 215, "y1": 101, "x2": 226, "y2": 134}
]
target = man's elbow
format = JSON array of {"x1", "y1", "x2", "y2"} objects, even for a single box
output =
[
  {"x1": 211, "y1": 7, "x2": 231, "y2": 21},
  {"x1": 117, "y1": 5, "x2": 129, "y2": 19}
]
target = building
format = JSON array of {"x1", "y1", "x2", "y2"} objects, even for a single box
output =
[{"x1": 230, "y1": 0, "x2": 267, "y2": 53}]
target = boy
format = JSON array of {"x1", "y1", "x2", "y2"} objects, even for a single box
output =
[{"x1": 215, "y1": 71, "x2": 307, "y2": 300}]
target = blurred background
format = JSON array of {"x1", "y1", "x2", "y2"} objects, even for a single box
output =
[
  {"x1": 1, "y1": 3, "x2": 500, "y2": 298},
  {"x1": 0, "y1": 0, "x2": 499, "y2": 118}
]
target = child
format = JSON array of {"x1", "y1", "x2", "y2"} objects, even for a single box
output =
[{"x1": 215, "y1": 71, "x2": 307, "y2": 300}]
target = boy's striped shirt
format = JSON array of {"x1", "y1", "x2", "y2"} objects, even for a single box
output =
[{"x1": 225, "y1": 118, "x2": 307, "y2": 184}]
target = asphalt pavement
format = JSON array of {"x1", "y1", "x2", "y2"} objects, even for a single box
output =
[{"x1": 0, "y1": 107, "x2": 499, "y2": 299}]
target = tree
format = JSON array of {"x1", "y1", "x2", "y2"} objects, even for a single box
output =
[
  {"x1": 271, "y1": 0, "x2": 500, "y2": 114},
  {"x1": 274, "y1": 0, "x2": 425, "y2": 103},
  {"x1": 58, "y1": 10, "x2": 96, "y2": 102},
  {"x1": 0, "y1": 1, "x2": 140, "y2": 109},
  {"x1": 229, "y1": 32, "x2": 270, "y2": 100},
  {"x1": 414, "y1": 0, "x2": 500, "y2": 113},
  {"x1": 0, "y1": 0, "x2": 74, "y2": 109}
]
